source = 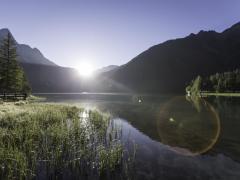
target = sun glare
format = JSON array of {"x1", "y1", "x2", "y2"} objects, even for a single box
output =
[{"x1": 77, "y1": 63, "x2": 94, "y2": 77}]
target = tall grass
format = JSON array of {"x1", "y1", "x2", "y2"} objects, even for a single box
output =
[{"x1": 0, "y1": 103, "x2": 132, "y2": 179}]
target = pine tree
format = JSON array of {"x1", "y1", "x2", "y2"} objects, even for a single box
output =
[
  {"x1": 0, "y1": 32, "x2": 30, "y2": 94},
  {"x1": 22, "y1": 73, "x2": 31, "y2": 95}
]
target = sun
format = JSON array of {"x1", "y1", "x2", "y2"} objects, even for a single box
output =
[{"x1": 77, "y1": 63, "x2": 94, "y2": 77}]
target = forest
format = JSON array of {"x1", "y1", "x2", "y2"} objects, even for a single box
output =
[{"x1": 186, "y1": 69, "x2": 240, "y2": 94}]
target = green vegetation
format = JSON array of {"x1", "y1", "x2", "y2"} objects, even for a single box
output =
[
  {"x1": 186, "y1": 69, "x2": 240, "y2": 95},
  {"x1": 0, "y1": 32, "x2": 31, "y2": 94},
  {"x1": 0, "y1": 103, "x2": 132, "y2": 179},
  {"x1": 200, "y1": 92, "x2": 240, "y2": 97},
  {"x1": 26, "y1": 95, "x2": 46, "y2": 102},
  {"x1": 186, "y1": 75, "x2": 202, "y2": 95}
]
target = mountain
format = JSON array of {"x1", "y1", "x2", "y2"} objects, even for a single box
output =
[
  {"x1": 20, "y1": 63, "x2": 83, "y2": 92},
  {"x1": 102, "y1": 22, "x2": 240, "y2": 93},
  {"x1": 21, "y1": 62, "x2": 120, "y2": 93},
  {"x1": 17, "y1": 45, "x2": 56, "y2": 66},
  {"x1": 2, "y1": 22, "x2": 240, "y2": 93},
  {"x1": 0, "y1": 28, "x2": 56, "y2": 66},
  {"x1": 94, "y1": 65, "x2": 119, "y2": 74},
  {"x1": 0, "y1": 28, "x2": 80, "y2": 92}
]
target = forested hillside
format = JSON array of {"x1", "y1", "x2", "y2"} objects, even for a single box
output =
[{"x1": 186, "y1": 69, "x2": 240, "y2": 93}]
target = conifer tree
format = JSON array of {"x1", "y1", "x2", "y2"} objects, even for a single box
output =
[{"x1": 0, "y1": 32, "x2": 30, "y2": 94}]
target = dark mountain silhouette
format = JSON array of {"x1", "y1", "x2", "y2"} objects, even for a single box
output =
[
  {"x1": 21, "y1": 62, "x2": 128, "y2": 93},
  {"x1": 21, "y1": 62, "x2": 126, "y2": 93},
  {"x1": 102, "y1": 22, "x2": 240, "y2": 93},
  {"x1": 0, "y1": 28, "x2": 124, "y2": 93},
  {"x1": 0, "y1": 28, "x2": 56, "y2": 66},
  {"x1": 20, "y1": 63, "x2": 82, "y2": 92},
  {"x1": 0, "y1": 29, "x2": 79, "y2": 92},
  {"x1": 2, "y1": 22, "x2": 240, "y2": 93}
]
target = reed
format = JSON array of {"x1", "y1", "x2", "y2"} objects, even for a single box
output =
[{"x1": 0, "y1": 103, "x2": 132, "y2": 179}]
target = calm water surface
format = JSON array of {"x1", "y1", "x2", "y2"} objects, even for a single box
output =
[{"x1": 36, "y1": 93, "x2": 240, "y2": 180}]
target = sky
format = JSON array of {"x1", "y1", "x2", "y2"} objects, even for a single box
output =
[{"x1": 0, "y1": 0, "x2": 240, "y2": 69}]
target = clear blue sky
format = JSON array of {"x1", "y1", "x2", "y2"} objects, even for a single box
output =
[{"x1": 0, "y1": 0, "x2": 239, "y2": 69}]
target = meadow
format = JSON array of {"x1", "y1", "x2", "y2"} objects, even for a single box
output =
[{"x1": 0, "y1": 101, "x2": 133, "y2": 179}]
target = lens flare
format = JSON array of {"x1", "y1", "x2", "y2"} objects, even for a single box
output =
[{"x1": 157, "y1": 96, "x2": 220, "y2": 156}]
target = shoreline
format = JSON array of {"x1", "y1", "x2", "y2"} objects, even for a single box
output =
[{"x1": 200, "y1": 92, "x2": 240, "y2": 97}]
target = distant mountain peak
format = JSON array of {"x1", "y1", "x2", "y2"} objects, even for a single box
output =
[
  {"x1": 0, "y1": 28, "x2": 13, "y2": 41},
  {"x1": 0, "y1": 28, "x2": 57, "y2": 66},
  {"x1": 0, "y1": 28, "x2": 10, "y2": 33},
  {"x1": 198, "y1": 30, "x2": 217, "y2": 34}
]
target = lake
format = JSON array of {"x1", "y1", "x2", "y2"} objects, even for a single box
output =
[{"x1": 36, "y1": 93, "x2": 240, "y2": 180}]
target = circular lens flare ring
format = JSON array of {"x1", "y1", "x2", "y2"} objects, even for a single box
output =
[{"x1": 157, "y1": 96, "x2": 221, "y2": 156}]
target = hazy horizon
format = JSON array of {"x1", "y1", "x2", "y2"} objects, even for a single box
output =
[{"x1": 0, "y1": 0, "x2": 240, "y2": 69}]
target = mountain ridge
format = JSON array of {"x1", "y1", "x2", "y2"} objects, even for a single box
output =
[
  {"x1": 2, "y1": 22, "x2": 240, "y2": 93},
  {"x1": 0, "y1": 28, "x2": 57, "y2": 66},
  {"x1": 102, "y1": 21, "x2": 240, "y2": 93}
]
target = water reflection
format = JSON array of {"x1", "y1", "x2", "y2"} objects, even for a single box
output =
[
  {"x1": 157, "y1": 96, "x2": 220, "y2": 156},
  {"x1": 114, "y1": 117, "x2": 240, "y2": 180},
  {"x1": 39, "y1": 93, "x2": 240, "y2": 179}
]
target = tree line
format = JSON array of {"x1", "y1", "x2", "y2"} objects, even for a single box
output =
[
  {"x1": 186, "y1": 69, "x2": 240, "y2": 94},
  {"x1": 0, "y1": 32, "x2": 31, "y2": 94}
]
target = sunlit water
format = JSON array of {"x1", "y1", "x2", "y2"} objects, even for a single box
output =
[{"x1": 36, "y1": 93, "x2": 240, "y2": 180}]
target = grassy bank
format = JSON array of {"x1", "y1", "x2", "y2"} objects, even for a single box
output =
[
  {"x1": 0, "y1": 102, "x2": 132, "y2": 179},
  {"x1": 200, "y1": 92, "x2": 240, "y2": 97}
]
